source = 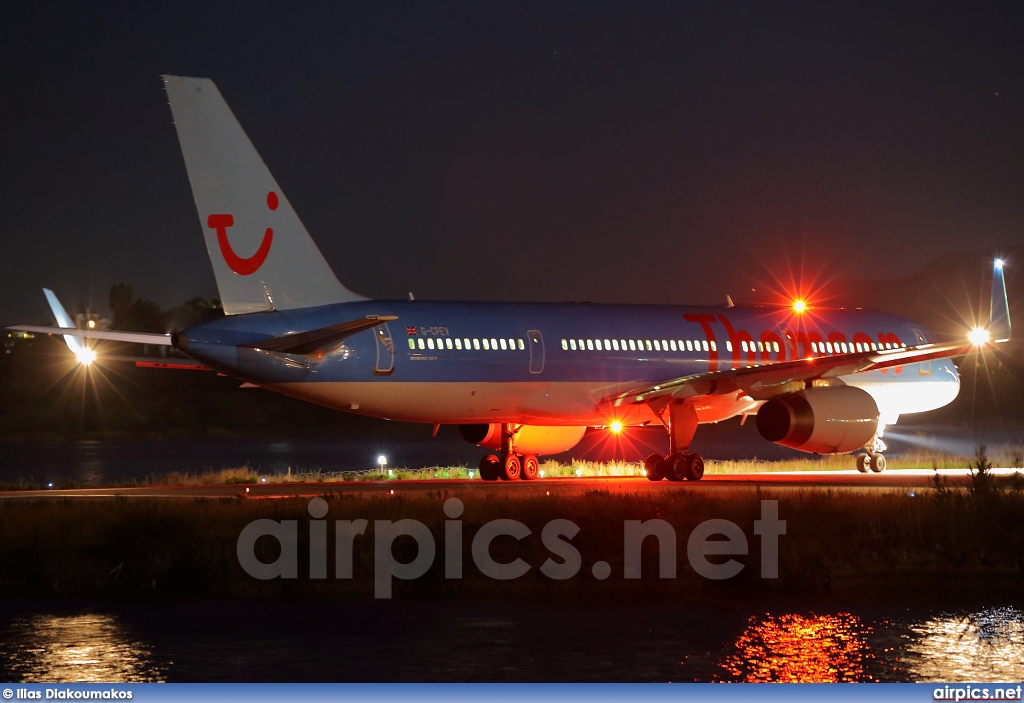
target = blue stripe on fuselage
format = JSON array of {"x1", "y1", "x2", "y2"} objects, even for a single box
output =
[{"x1": 177, "y1": 301, "x2": 946, "y2": 388}]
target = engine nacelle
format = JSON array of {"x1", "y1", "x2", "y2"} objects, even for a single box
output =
[
  {"x1": 755, "y1": 386, "x2": 879, "y2": 454},
  {"x1": 458, "y1": 424, "x2": 587, "y2": 456}
]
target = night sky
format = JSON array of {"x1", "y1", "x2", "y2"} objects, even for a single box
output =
[{"x1": 2, "y1": 1, "x2": 1023, "y2": 327}]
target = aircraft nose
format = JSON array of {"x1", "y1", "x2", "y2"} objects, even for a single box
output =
[{"x1": 171, "y1": 331, "x2": 189, "y2": 350}]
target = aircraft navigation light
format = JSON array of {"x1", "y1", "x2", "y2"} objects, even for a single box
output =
[
  {"x1": 377, "y1": 455, "x2": 387, "y2": 467},
  {"x1": 968, "y1": 327, "x2": 990, "y2": 346},
  {"x1": 74, "y1": 348, "x2": 96, "y2": 365},
  {"x1": 995, "y1": 258, "x2": 1004, "y2": 269},
  {"x1": 610, "y1": 420, "x2": 623, "y2": 434},
  {"x1": 792, "y1": 299, "x2": 807, "y2": 314},
  {"x1": 87, "y1": 319, "x2": 96, "y2": 329}
]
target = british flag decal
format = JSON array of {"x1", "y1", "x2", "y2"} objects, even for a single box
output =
[{"x1": 405, "y1": 327, "x2": 418, "y2": 336}]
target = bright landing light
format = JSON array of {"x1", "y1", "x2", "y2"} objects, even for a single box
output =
[
  {"x1": 994, "y1": 258, "x2": 1004, "y2": 270},
  {"x1": 377, "y1": 455, "x2": 387, "y2": 467},
  {"x1": 74, "y1": 348, "x2": 96, "y2": 365},
  {"x1": 968, "y1": 327, "x2": 990, "y2": 346},
  {"x1": 792, "y1": 299, "x2": 807, "y2": 314},
  {"x1": 609, "y1": 421, "x2": 623, "y2": 434}
]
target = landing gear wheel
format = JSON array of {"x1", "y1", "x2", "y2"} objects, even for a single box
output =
[
  {"x1": 684, "y1": 453, "x2": 705, "y2": 481},
  {"x1": 644, "y1": 453, "x2": 664, "y2": 481},
  {"x1": 870, "y1": 454, "x2": 887, "y2": 473},
  {"x1": 856, "y1": 454, "x2": 871, "y2": 473},
  {"x1": 521, "y1": 455, "x2": 540, "y2": 480},
  {"x1": 666, "y1": 452, "x2": 688, "y2": 481},
  {"x1": 479, "y1": 454, "x2": 501, "y2": 481},
  {"x1": 501, "y1": 454, "x2": 522, "y2": 481}
]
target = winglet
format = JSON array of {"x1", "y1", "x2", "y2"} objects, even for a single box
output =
[
  {"x1": 42, "y1": 288, "x2": 87, "y2": 356},
  {"x1": 990, "y1": 258, "x2": 1011, "y2": 343}
]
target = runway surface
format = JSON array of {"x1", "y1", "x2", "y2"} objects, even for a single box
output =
[{"x1": 0, "y1": 468, "x2": 1019, "y2": 499}]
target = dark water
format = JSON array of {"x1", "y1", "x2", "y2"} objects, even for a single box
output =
[
  {"x1": 1, "y1": 421, "x2": 1019, "y2": 487},
  {"x1": 0, "y1": 598, "x2": 1022, "y2": 682}
]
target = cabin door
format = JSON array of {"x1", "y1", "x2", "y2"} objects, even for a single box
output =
[
  {"x1": 374, "y1": 323, "x2": 395, "y2": 376},
  {"x1": 527, "y1": 330, "x2": 545, "y2": 374}
]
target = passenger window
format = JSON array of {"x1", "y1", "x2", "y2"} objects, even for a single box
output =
[
  {"x1": 446, "y1": 338, "x2": 453, "y2": 349},
  {"x1": 595, "y1": 339, "x2": 603, "y2": 350},
  {"x1": 758, "y1": 341, "x2": 764, "y2": 353},
  {"x1": 490, "y1": 338, "x2": 498, "y2": 350},
  {"x1": 473, "y1": 339, "x2": 480, "y2": 350},
  {"x1": 455, "y1": 338, "x2": 462, "y2": 350},
  {"x1": 811, "y1": 342, "x2": 818, "y2": 354},
  {"x1": 620, "y1": 339, "x2": 627, "y2": 349},
  {"x1": 705, "y1": 340, "x2": 712, "y2": 352},
  {"x1": 428, "y1": 338, "x2": 436, "y2": 350},
  {"x1": 587, "y1": 339, "x2": 594, "y2": 350},
  {"x1": 662, "y1": 340, "x2": 668, "y2": 350},
  {"x1": 653, "y1": 340, "x2": 661, "y2": 351},
  {"x1": 726, "y1": 341, "x2": 733, "y2": 352},
  {"x1": 645, "y1": 340, "x2": 652, "y2": 351},
  {"x1": 578, "y1": 339, "x2": 584, "y2": 350},
  {"x1": 561, "y1": 339, "x2": 568, "y2": 350},
  {"x1": 825, "y1": 342, "x2": 832, "y2": 353},
  {"x1": 741, "y1": 341, "x2": 748, "y2": 353},
  {"x1": 482, "y1": 339, "x2": 489, "y2": 350},
  {"x1": 670, "y1": 340, "x2": 677, "y2": 351},
  {"x1": 569, "y1": 339, "x2": 577, "y2": 350},
  {"x1": 612, "y1": 339, "x2": 620, "y2": 351},
  {"x1": 464, "y1": 338, "x2": 471, "y2": 349},
  {"x1": 500, "y1": 339, "x2": 507, "y2": 350},
  {"x1": 686, "y1": 340, "x2": 693, "y2": 351},
  {"x1": 604, "y1": 338, "x2": 611, "y2": 350},
  {"x1": 773, "y1": 341, "x2": 779, "y2": 353},
  {"x1": 408, "y1": 339, "x2": 415, "y2": 350},
  {"x1": 418, "y1": 338, "x2": 425, "y2": 350},
  {"x1": 628, "y1": 339, "x2": 636, "y2": 351},
  {"x1": 518, "y1": 339, "x2": 525, "y2": 350}
]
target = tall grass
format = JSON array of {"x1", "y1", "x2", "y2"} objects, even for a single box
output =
[{"x1": 121, "y1": 443, "x2": 1024, "y2": 487}]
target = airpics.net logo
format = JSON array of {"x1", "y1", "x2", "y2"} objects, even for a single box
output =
[{"x1": 236, "y1": 498, "x2": 786, "y2": 598}]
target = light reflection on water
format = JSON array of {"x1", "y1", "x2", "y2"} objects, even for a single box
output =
[
  {"x1": 718, "y1": 607, "x2": 1024, "y2": 683},
  {"x1": 1, "y1": 614, "x2": 167, "y2": 682},
  {"x1": 718, "y1": 612, "x2": 873, "y2": 682},
  {"x1": 0, "y1": 605, "x2": 1022, "y2": 682},
  {"x1": 904, "y1": 606, "x2": 1024, "y2": 681}
]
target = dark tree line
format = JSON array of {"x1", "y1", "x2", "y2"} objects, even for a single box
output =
[{"x1": 107, "y1": 283, "x2": 222, "y2": 333}]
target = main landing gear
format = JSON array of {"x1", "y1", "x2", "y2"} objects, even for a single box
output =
[
  {"x1": 855, "y1": 427, "x2": 888, "y2": 473},
  {"x1": 645, "y1": 400, "x2": 705, "y2": 482},
  {"x1": 478, "y1": 424, "x2": 540, "y2": 481}
]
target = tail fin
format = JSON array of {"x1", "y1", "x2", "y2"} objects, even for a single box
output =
[
  {"x1": 163, "y1": 76, "x2": 365, "y2": 315},
  {"x1": 991, "y1": 258, "x2": 1011, "y2": 342}
]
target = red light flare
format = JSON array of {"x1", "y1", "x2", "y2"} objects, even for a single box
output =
[
  {"x1": 576, "y1": 423, "x2": 664, "y2": 464},
  {"x1": 747, "y1": 251, "x2": 846, "y2": 322}
]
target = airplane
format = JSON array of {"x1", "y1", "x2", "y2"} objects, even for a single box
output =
[{"x1": 8, "y1": 76, "x2": 1012, "y2": 482}]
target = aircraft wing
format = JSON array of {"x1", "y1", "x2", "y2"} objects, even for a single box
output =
[
  {"x1": 612, "y1": 257, "x2": 1010, "y2": 408},
  {"x1": 607, "y1": 339, "x2": 974, "y2": 407},
  {"x1": 6, "y1": 325, "x2": 173, "y2": 345}
]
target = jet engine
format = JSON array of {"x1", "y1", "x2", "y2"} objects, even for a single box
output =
[
  {"x1": 458, "y1": 424, "x2": 587, "y2": 455},
  {"x1": 755, "y1": 386, "x2": 879, "y2": 454}
]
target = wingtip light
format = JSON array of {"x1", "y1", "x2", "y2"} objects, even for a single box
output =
[
  {"x1": 792, "y1": 299, "x2": 807, "y2": 314},
  {"x1": 968, "y1": 327, "x2": 990, "y2": 346},
  {"x1": 74, "y1": 348, "x2": 97, "y2": 366}
]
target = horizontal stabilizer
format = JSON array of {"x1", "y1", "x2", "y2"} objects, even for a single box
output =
[
  {"x1": 991, "y1": 258, "x2": 1011, "y2": 342},
  {"x1": 7, "y1": 325, "x2": 173, "y2": 346},
  {"x1": 241, "y1": 315, "x2": 398, "y2": 355}
]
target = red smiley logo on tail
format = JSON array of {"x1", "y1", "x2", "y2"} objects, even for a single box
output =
[{"x1": 207, "y1": 191, "x2": 278, "y2": 275}]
